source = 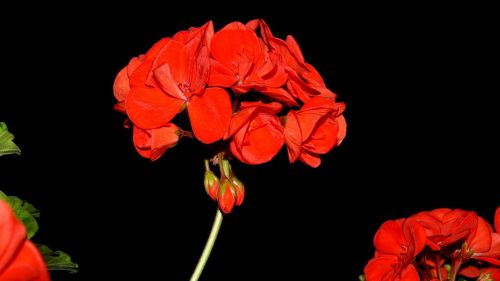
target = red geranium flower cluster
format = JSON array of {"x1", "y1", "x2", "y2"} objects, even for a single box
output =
[
  {"x1": 364, "y1": 207, "x2": 500, "y2": 281},
  {"x1": 0, "y1": 201, "x2": 50, "y2": 281},
  {"x1": 113, "y1": 19, "x2": 346, "y2": 167}
]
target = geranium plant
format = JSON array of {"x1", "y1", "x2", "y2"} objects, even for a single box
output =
[
  {"x1": 113, "y1": 19, "x2": 347, "y2": 280},
  {"x1": 362, "y1": 207, "x2": 500, "y2": 281}
]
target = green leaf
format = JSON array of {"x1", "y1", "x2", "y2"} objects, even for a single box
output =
[
  {"x1": 359, "y1": 274, "x2": 366, "y2": 281},
  {"x1": 0, "y1": 191, "x2": 40, "y2": 239},
  {"x1": 0, "y1": 122, "x2": 21, "y2": 156},
  {"x1": 37, "y1": 245, "x2": 78, "y2": 273},
  {"x1": 7, "y1": 196, "x2": 40, "y2": 239},
  {"x1": 0, "y1": 190, "x2": 8, "y2": 201}
]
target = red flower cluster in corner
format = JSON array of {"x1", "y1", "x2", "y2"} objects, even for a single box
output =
[
  {"x1": 364, "y1": 207, "x2": 500, "y2": 281},
  {"x1": 113, "y1": 19, "x2": 346, "y2": 168},
  {"x1": 0, "y1": 201, "x2": 50, "y2": 281}
]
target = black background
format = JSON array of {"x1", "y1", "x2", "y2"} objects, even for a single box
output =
[{"x1": 0, "y1": 9, "x2": 498, "y2": 281}]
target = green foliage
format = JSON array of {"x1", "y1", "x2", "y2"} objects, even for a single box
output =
[
  {"x1": 7, "y1": 196, "x2": 40, "y2": 239},
  {"x1": 0, "y1": 122, "x2": 21, "y2": 156},
  {"x1": 37, "y1": 245, "x2": 79, "y2": 273}
]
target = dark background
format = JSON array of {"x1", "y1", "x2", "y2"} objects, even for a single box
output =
[{"x1": 0, "y1": 10, "x2": 498, "y2": 280}]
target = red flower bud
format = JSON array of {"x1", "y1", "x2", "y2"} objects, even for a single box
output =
[
  {"x1": 217, "y1": 178, "x2": 236, "y2": 214},
  {"x1": 204, "y1": 170, "x2": 219, "y2": 201},
  {"x1": 231, "y1": 176, "x2": 245, "y2": 206}
]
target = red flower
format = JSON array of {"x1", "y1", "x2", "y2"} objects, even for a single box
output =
[
  {"x1": 133, "y1": 124, "x2": 180, "y2": 161},
  {"x1": 113, "y1": 55, "x2": 144, "y2": 113},
  {"x1": 0, "y1": 201, "x2": 50, "y2": 281},
  {"x1": 465, "y1": 211, "x2": 500, "y2": 266},
  {"x1": 412, "y1": 208, "x2": 478, "y2": 250},
  {"x1": 364, "y1": 218, "x2": 426, "y2": 281},
  {"x1": 225, "y1": 101, "x2": 284, "y2": 165},
  {"x1": 284, "y1": 97, "x2": 346, "y2": 167},
  {"x1": 209, "y1": 21, "x2": 273, "y2": 94},
  {"x1": 248, "y1": 20, "x2": 336, "y2": 104},
  {"x1": 125, "y1": 21, "x2": 232, "y2": 144}
]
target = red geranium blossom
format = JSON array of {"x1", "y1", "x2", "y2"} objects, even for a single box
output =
[
  {"x1": 463, "y1": 208, "x2": 500, "y2": 266},
  {"x1": 364, "y1": 218, "x2": 426, "y2": 281},
  {"x1": 412, "y1": 208, "x2": 478, "y2": 250},
  {"x1": 0, "y1": 201, "x2": 50, "y2": 281},
  {"x1": 126, "y1": 22, "x2": 232, "y2": 144},
  {"x1": 225, "y1": 101, "x2": 284, "y2": 165},
  {"x1": 284, "y1": 97, "x2": 346, "y2": 167}
]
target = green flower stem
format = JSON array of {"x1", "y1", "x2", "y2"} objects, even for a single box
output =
[{"x1": 190, "y1": 208, "x2": 223, "y2": 281}]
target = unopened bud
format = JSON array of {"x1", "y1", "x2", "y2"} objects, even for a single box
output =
[
  {"x1": 217, "y1": 178, "x2": 236, "y2": 214},
  {"x1": 204, "y1": 170, "x2": 219, "y2": 201},
  {"x1": 231, "y1": 176, "x2": 245, "y2": 206}
]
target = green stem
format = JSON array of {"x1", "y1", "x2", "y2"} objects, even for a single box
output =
[{"x1": 189, "y1": 208, "x2": 224, "y2": 281}]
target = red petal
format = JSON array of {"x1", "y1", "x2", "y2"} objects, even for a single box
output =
[
  {"x1": 286, "y1": 35, "x2": 305, "y2": 64},
  {"x1": 239, "y1": 112, "x2": 284, "y2": 164},
  {"x1": 302, "y1": 63, "x2": 326, "y2": 87},
  {"x1": 284, "y1": 111, "x2": 302, "y2": 163},
  {"x1": 0, "y1": 241, "x2": 50, "y2": 281},
  {"x1": 246, "y1": 19, "x2": 273, "y2": 45},
  {"x1": 133, "y1": 126, "x2": 152, "y2": 159},
  {"x1": 270, "y1": 37, "x2": 307, "y2": 72},
  {"x1": 399, "y1": 264, "x2": 420, "y2": 281},
  {"x1": 154, "y1": 64, "x2": 187, "y2": 101},
  {"x1": 374, "y1": 220, "x2": 406, "y2": 255},
  {"x1": 364, "y1": 255, "x2": 398, "y2": 281},
  {"x1": 336, "y1": 115, "x2": 347, "y2": 146},
  {"x1": 225, "y1": 107, "x2": 258, "y2": 140},
  {"x1": 240, "y1": 101, "x2": 283, "y2": 113},
  {"x1": 297, "y1": 97, "x2": 335, "y2": 141},
  {"x1": 475, "y1": 233, "x2": 500, "y2": 260},
  {"x1": 172, "y1": 21, "x2": 213, "y2": 46},
  {"x1": 303, "y1": 116, "x2": 339, "y2": 155},
  {"x1": 459, "y1": 265, "x2": 481, "y2": 278},
  {"x1": 468, "y1": 217, "x2": 493, "y2": 254},
  {"x1": 127, "y1": 56, "x2": 144, "y2": 77},
  {"x1": 287, "y1": 79, "x2": 312, "y2": 103},
  {"x1": 129, "y1": 38, "x2": 170, "y2": 88},
  {"x1": 126, "y1": 86, "x2": 184, "y2": 129},
  {"x1": 133, "y1": 124, "x2": 180, "y2": 161},
  {"x1": 113, "y1": 66, "x2": 130, "y2": 103},
  {"x1": 229, "y1": 122, "x2": 248, "y2": 162},
  {"x1": 0, "y1": 201, "x2": 26, "y2": 272},
  {"x1": 208, "y1": 59, "x2": 238, "y2": 87},
  {"x1": 255, "y1": 86, "x2": 299, "y2": 107},
  {"x1": 182, "y1": 32, "x2": 211, "y2": 94},
  {"x1": 495, "y1": 206, "x2": 500, "y2": 233},
  {"x1": 151, "y1": 40, "x2": 187, "y2": 85},
  {"x1": 188, "y1": 88, "x2": 232, "y2": 144},
  {"x1": 298, "y1": 150, "x2": 321, "y2": 168},
  {"x1": 475, "y1": 256, "x2": 500, "y2": 266},
  {"x1": 211, "y1": 22, "x2": 261, "y2": 75},
  {"x1": 150, "y1": 124, "x2": 180, "y2": 161},
  {"x1": 404, "y1": 218, "x2": 428, "y2": 255}
]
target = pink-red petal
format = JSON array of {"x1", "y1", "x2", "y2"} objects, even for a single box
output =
[
  {"x1": 284, "y1": 111, "x2": 302, "y2": 163},
  {"x1": 188, "y1": 88, "x2": 232, "y2": 144},
  {"x1": 126, "y1": 86, "x2": 184, "y2": 129}
]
